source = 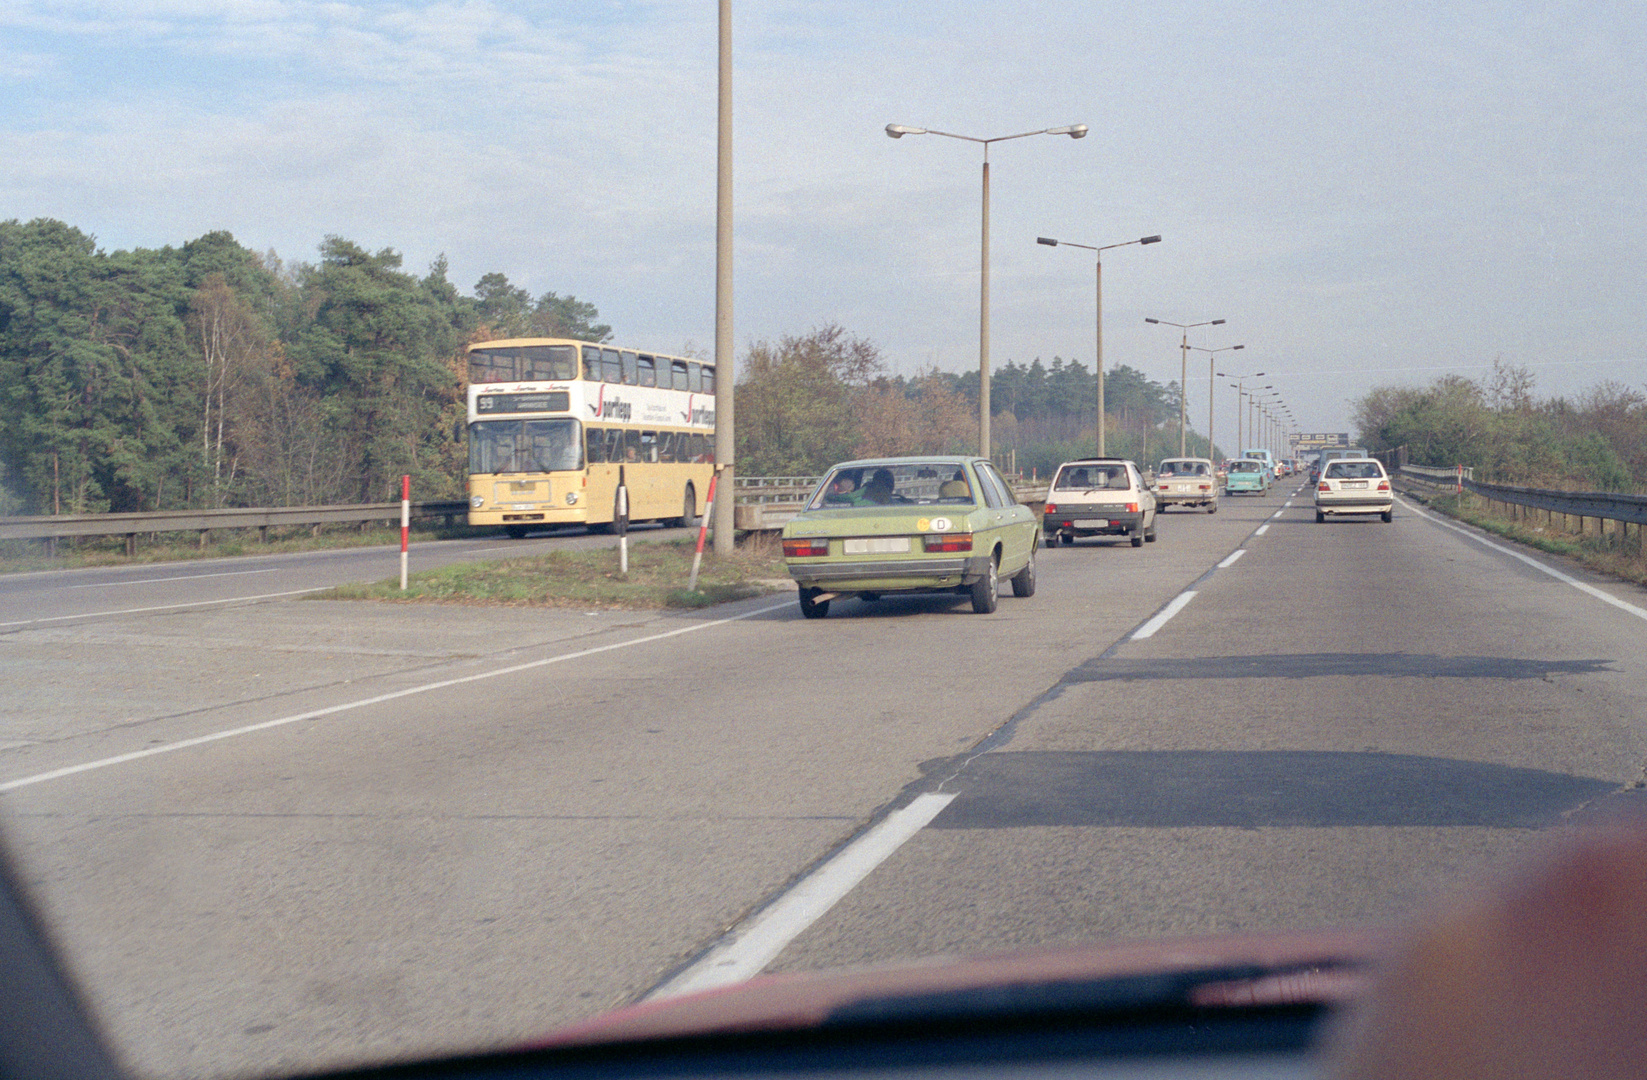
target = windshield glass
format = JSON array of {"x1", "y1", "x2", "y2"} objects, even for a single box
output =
[
  {"x1": 5, "y1": 7, "x2": 1646, "y2": 1080},
  {"x1": 468, "y1": 418, "x2": 584, "y2": 474}
]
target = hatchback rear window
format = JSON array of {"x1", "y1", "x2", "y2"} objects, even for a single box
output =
[
  {"x1": 1325, "y1": 462, "x2": 1384, "y2": 479},
  {"x1": 1054, "y1": 466, "x2": 1128, "y2": 490}
]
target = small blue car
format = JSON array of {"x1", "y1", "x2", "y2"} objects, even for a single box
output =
[{"x1": 1224, "y1": 459, "x2": 1269, "y2": 494}]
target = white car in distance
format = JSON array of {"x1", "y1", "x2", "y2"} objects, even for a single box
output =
[{"x1": 1315, "y1": 458, "x2": 1394, "y2": 523}]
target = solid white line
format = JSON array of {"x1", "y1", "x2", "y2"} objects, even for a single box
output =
[
  {"x1": 0, "y1": 588, "x2": 333, "y2": 628},
  {"x1": 1218, "y1": 549, "x2": 1247, "y2": 569},
  {"x1": 1397, "y1": 497, "x2": 1647, "y2": 624},
  {"x1": 0, "y1": 599, "x2": 794, "y2": 793},
  {"x1": 1255, "y1": 524, "x2": 1271, "y2": 536},
  {"x1": 71, "y1": 568, "x2": 280, "y2": 588},
  {"x1": 1132, "y1": 590, "x2": 1197, "y2": 640},
  {"x1": 646, "y1": 792, "x2": 958, "y2": 1000}
]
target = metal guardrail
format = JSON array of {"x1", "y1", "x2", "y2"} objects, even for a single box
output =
[
  {"x1": 1398, "y1": 466, "x2": 1647, "y2": 528},
  {"x1": 0, "y1": 501, "x2": 470, "y2": 554}
]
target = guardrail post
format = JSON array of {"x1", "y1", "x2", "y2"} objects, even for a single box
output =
[
  {"x1": 125, "y1": 533, "x2": 136, "y2": 557},
  {"x1": 198, "y1": 529, "x2": 209, "y2": 550}
]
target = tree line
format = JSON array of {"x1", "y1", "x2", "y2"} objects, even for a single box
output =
[
  {"x1": 0, "y1": 219, "x2": 609, "y2": 515},
  {"x1": 0, "y1": 218, "x2": 1208, "y2": 518},
  {"x1": 1353, "y1": 360, "x2": 1647, "y2": 492}
]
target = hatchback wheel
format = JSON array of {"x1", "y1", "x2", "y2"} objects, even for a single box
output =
[
  {"x1": 1381, "y1": 509, "x2": 1394, "y2": 523},
  {"x1": 1316, "y1": 509, "x2": 1326, "y2": 523}
]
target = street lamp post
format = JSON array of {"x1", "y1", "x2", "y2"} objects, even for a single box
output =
[
  {"x1": 1037, "y1": 234, "x2": 1160, "y2": 456},
  {"x1": 1187, "y1": 343, "x2": 1242, "y2": 460},
  {"x1": 1145, "y1": 317, "x2": 1226, "y2": 457},
  {"x1": 1222, "y1": 375, "x2": 1270, "y2": 457},
  {"x1": 888, "y1": 123, "x2": 1088, "y2": 458}
]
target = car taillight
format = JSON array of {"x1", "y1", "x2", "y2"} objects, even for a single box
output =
[
  {"x1": 782, "y1": 537, "x2": 829, "y2": 558},
  {"x1": 1126, "y1": 503, "x2": 1139, "y2": 513},
  {"x1": 923, "y1": 533, "x2": 973, "y2": 553},
  {"x1": 1044, "y1": 502, "x2": 1057, "y2": 513},
  {"x1": 1318, "y1": 482, "x2": 1331, "y2": 492},
  {"x1": 1377, "y1": 480, "x2": 1390, "y2": 491},
  {"x1": 1198, "y1": 484, "x2": 1211, "y2": 491}
]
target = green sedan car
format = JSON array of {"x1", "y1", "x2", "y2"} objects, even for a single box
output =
[{"x1": 781, "y1": 456, "x2": 1039, "y2": 618}]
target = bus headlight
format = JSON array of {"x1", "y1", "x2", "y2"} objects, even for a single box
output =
[
  {"x1": 565, "y1": 492, "x2": 579, "y2": 505},
  {"x1": 470, "y1": 495, "x2": 485, "y2": 509}
]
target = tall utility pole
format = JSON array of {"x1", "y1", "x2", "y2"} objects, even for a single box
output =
[
  {"x1": 711, "y1": 0, "x2": 734, "y2": 556},
  {"x1": 1145, "y1": 317, "x2": 1226, "y2": 457}
]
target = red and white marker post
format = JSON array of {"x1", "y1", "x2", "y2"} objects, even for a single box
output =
[
  {"x1": 399, "y1": 475, "x2": 411, "y2": 591},
  {"x1": 687, "y1": 470, "x2": 720, "y2": 593}
]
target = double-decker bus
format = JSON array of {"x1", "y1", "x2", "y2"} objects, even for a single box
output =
[{"x1": 465, "y1": 338, "x2": 715, "y2": 537}]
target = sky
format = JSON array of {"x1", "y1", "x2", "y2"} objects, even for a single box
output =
[{"x1": 3, "y1": 0, "x2": 1644, "y2": 444}]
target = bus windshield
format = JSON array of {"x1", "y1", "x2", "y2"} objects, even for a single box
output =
[{"x1": 469, "y1": 418, "x2": 583, "y2": 474}]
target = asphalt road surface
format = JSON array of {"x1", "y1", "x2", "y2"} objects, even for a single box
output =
[{"x1": 2, "y1": 486, "x2": 1645, "y2": 1079}]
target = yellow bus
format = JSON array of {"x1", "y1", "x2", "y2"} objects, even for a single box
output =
[{"x1": 465, "y1": 338, "x2": 715, "y2": 537}]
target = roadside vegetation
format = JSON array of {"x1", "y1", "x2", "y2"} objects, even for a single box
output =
[
  {"x1": 315, "y1": 535, "x2": 789, "y2": 610},
  {"x1": 1355, "y1": 360, "x2": 1646, "y2": 492}
]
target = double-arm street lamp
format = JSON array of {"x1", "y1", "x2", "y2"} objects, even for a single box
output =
[
  {"x1": 1222, "y1": 374, "x2": 1270, "y2": 457},
  {"x1": 1187, "y1": 343, "x2": 1242, "y2": 460},
  {"x1": 888, "y1": 123, "x2": 1088, "y2": 458},
  {"x1": 1144, "y1": 317, "x2": 1226, "y2": 457},
  {"x1": 1036, "y1": 233, "x2": 1161, "y2": 455}
]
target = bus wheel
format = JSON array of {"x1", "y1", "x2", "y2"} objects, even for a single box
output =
[{"x1": 674, "y1": 485, "x2": 698, "y2": 529}]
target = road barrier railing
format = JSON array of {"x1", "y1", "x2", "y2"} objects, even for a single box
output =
[
  {"x1": 1397, "y1": 466, "x2": 1647, "y2": 551},
  {"x1": 1, "y1": 501, "x2": 469, "y2": 556}
]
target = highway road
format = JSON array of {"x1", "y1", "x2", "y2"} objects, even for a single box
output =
[{"x1": 2, "y1": 485, "x2": 1645, "y2": 1079}]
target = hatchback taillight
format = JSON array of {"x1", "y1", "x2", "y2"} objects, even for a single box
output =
[
  {"x1": 782, "y1": 537, "x2": 829, "y2": 558},
  {"x1": 1377, "y1": 479, "x2": 1390, "y2": 491},
  {"x1": 1044, "y1": 502, "x2": 1057, "y2": 514},
  {"x1": 1126, "y1": 503, "x2": 1139, "y2": 513},
  {"x1": 923, "y1": 533, "x2": 973, "y2": 553},
  {"x1": 1318, "y1": 482, "x2": 1331, "y2": 492}
]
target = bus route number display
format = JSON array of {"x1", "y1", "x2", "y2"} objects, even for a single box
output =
[{"x1": 476, "y1": 391, "x2": 571, "y2": 415}]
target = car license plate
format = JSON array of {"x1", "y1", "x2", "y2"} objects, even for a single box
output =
[
  {"x1": 843, "y1": 537, "x2": 911, "y2": 555},
  {"x1": 1074, "y1": 518, "x2": 1110, "y2": 528},
  {"x1": 1344, "y1": 481, "x2": 1367, "y2": 489}
]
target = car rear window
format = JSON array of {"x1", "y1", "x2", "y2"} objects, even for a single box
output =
[
  {"x1": 1054, "y1": 465, "x2": 1129, "y2": 490},
  {"x1": 1325, "y1": 461, "x2": 1384, "y2": 479}
]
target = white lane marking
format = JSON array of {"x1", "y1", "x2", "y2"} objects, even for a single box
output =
[
  {"x1": 0, "y1": 588, "x2": 332, "y2": 629},
  {"x1": 1271, "y1": 510, "x2": 1285, "y2": 518},
  {"x1": 1255, "y1": 524, "x2": 1271, "y2": 536},
  {"x1": 70, "y1": 568, "x2": 279, "y2": 589},
  {"x1": 1398, "y1": 497, "x2": 1647, "y2": 624},
  {"x1": 1132, "y1": 590, "x2": 1197, "y2": 640},
  {"x1": 1218, "y1": 549, "x2": 1247, "y2": 568},
  {"x1": 647, "y1": 792, "x2": 958, "y2": 1000},
  {"x1": 0, "y1": 599, "x2": 794, "y2": 793}
]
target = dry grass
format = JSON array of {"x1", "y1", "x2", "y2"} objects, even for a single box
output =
[{"x1": 315, "y1": 535, "x2": 791, "y2": 609}]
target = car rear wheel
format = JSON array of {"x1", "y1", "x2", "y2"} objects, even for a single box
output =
[
  {"x1": 1316, "y1": 509, "x2": 1326, "y2": 523},
  {"x1": 1207, "y1": 502, "x2": 1218, "y2": 514},
  {"x1": 1144, "y1": 520, "x2": 1157, "y2": 543},
  {"x1": 1010, "y1": 546, "x2": 1036, "y2": 597},
  {"x1": 799, "y1": 586, "x2": 830, "y2": 619},
  {"x1": 970, "y1": 555, "x2": 999, "y2": 613},
  {"x1": 1130, "y1": 530, "x2": 1144, "y2": 548},
  {"x1": 1381, "y1": 509, "x2": 1394, "y2": 523}
]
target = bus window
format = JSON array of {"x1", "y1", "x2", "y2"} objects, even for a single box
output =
[
  {"x1": 687, "y1": 363, "x2": 702, "y2": 392},
  {"x1": 637, "y1": 356, "x2": 657, "y2": 387},
  {"x1": 602, "y1": 350, "x2": 623, "y2": 383},
  {"x1": 582, "y1": 345, "x2": 602, "y2": 381},
  {"x1": 639, "y1": 431, "x2": 659, "y2": 463},
  {"x1": 620, "y1": 351, "x2": 638, "y2": 385},
  {"x1": 657, "y1": 432, "x2": 678, "y2": 462},
  {"x1": 701, "y1": 366, "x2": 715, "y2": 394},
  {"x1": 585, "y1": 426, "x2": 607, "y2": 464},
  {"x1": 671, "y1": 360, "x2": 689, "y2": 390},
  {"x1": 521, "y1": 345, "x2": 576, "y2": 381},
  {"x1": 468, "y1": 348, "x2": 516, "y2": 384}
]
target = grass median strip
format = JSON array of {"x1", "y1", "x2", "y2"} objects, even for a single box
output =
[{"x1": 314, "y1": 537, "x2": 791, "y2": 609}]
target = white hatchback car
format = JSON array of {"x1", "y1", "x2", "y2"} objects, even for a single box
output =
[
  {"x1": 1315, "y1": 458, "x2": 1393, "y2": 522},
  {"x1": 1043, "y1": 458, "x2": 1158, "y2": 547},
  {"x1": 1154, "y1": 457, "x2": 1219, "y2": 514}
]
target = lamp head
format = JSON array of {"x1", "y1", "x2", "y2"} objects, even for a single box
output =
[
  {"x1": 1140, "y1": 235, "x2": 1161, "y2": 244},
  {"x1": 885, "y1": 124, "x2": 926, "y2": 138},
  {"x1": 1047, "y1": 125, "x2": 1089, "y2": 138},
  {"x1": 1037, "y1": 237, "x2": 1058, "y2": 247}
]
